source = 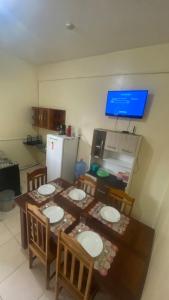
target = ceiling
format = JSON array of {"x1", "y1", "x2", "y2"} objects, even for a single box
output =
[{"x1": 0, "y1": 0, "x2": 169, "y2": 64}]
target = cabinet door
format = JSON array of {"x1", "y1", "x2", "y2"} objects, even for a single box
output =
[
  {"x1": 119, "y1": 134, "x2": 139, "y2": 154},
  {"x1": 42, "y1": 108, "x2": 48, "y2": 128},
  {"x1": 39, "y1": 108, "x2": 49, "y2": 128},
  {"x1": 48, "y1": 109, "x2": 66, "y2": 130},
  {"x1": 91, "y1": 130, "x2": 106, "y2": 158},
  {"x1": 105, "y1": 131, "x2": 119, "y2": 152}
]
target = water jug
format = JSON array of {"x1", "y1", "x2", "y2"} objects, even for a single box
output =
[{"x1": 74, "y1": 159, "x2": 87, "y2": 179}]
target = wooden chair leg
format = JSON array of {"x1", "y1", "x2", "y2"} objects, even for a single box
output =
[
  {"x1": 29, "y1": 249, "x2": 33, "y2": 269},
  {"x1": 55, "y1": 279, "x2": 60, "y2": 300},
  {"x1": 46, "y1": 264, "x2": 50, "y2": 289}
]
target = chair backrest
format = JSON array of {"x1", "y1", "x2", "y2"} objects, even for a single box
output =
[
  {"x1": 27, "y1": 167, "x2": 47, "y2": 192},
  {"x1": 26, "y1": 203, "x2": 50, "y2": 260},
  {"x1": 76, "y1": 175, "x2": 96, "y2": 196},
  {"x1": 108, "y1": 187, "x2": 135, "y2": 216},
  {"x1": 56, "y1": 230, "x2": 94, "y2": 300}
]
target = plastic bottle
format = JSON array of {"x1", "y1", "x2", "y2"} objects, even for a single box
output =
[
  {"x1": 66, "y1": 125, "x2": 72, "y2": 137},
  {"x1": 74, "y1": 159, "x2": 87, "y2": 179}
]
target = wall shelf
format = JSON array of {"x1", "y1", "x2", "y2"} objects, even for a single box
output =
[{"x1": 23, "y1": 141, "x2": 43, "y2": 146}]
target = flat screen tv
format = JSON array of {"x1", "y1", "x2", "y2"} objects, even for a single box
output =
[{"x1": 105, "y1": 90, "x2": 148, "y2": 118}]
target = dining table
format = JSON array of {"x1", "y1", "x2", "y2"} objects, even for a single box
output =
[{"x1": 15, "y1": 178, "x2": 154, "y2": 300}]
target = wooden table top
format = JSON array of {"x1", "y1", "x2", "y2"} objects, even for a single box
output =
[{"x1": 15, "y1": 178, "x2": 154, "y2": 300}]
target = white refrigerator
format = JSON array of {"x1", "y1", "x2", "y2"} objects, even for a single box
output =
[{"x1": 46, "y1": 134, "x2": 79, "y2": 182}]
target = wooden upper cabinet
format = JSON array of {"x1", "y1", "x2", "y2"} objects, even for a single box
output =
[
  {"x1": 39, "y1": 108, "x2": 49, "y2": 128},
  {"x1": 48, "y1": 109, "x2": 66, "y2": 131},
  {"x1": 32, "y1": 107, "x2": 66, "y2": 131}
]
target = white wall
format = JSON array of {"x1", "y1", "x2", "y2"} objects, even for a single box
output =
[
  {"x1": 0, "y1": 50, "x2": 38, "y2": 168},
  {"x1": 142, "y1": 178, "x2": 169, "y2": 300},
  {"x1": 38, "y1": 43, "x2": 169, "y2": 228}
]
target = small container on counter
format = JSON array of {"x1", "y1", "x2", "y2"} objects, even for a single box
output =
[{"x1": 66, "y1": 125, "x2": 72, "y2": 137}]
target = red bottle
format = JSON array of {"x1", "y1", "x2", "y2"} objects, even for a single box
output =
[{"x1": 66, "y1": 125, "x2": 72, "y2": 137}]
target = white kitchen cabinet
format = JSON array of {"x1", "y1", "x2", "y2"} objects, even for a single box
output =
[
  {"x1": 105, "y1": 131, "x2": 119, "y2": 151},
  {"x1": 119, "y1": 134, "x2": 140, "y2": 155},
  {"x1": 91, "y1": 129, "x2": 142, "y2": 191},
  {"x1": 105, "y1": 131, "x2": 141, "y2": 155}
]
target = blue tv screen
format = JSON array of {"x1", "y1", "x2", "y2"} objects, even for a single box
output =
[{"x1": 105, "y1": 90, "x2": 148, "y2": 118}]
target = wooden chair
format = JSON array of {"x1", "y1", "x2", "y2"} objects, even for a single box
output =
[
  {"x1": 26, "y1": 203, "x2": 55, "y2": 288},
  {"x1": 76, "y1": 175, "x2": 96, "y2": 196},
  {"x1": 108, "y1": 187, "x2": 135, "y2": 216},
  {"x1": 55, "y1": 230, "x2": 96, "y2": 300},
  {"x1": 27, "y1": 167, "x2": 47, "y2": 192}
]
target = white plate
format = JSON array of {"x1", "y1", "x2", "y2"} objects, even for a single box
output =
[
  {"x1": 68, "y1": 188, "x2": 86, "y2": 201},
  {"x1": 38, "y1": 184, "x2": 56, "y2": 196},
  {"x1": 77, "y1": 231, "x2": 103, "y2": 257},
  {"x1": 100, "y1": 206, "x2": 120, "y2": 223},
  {"x1": 43, "y1": 206, "x2": 64, "y2": 224}
]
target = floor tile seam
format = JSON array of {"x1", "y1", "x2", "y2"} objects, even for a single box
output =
[
  {"x1": 13, "y1": 233, "x2": 21, "y2": 246},
  {"x1": 37, "y1": 290, "x2": 46, "y2": 300},
  {"x1": 0, "y1": 234, "x2": 15, "y2": 248},
  {"x1": 1, "y1": 220, "x2": 15, "y2": 232},
  {"x1": 0, "y1": 259, "x2": 27, "y2": 286},
  {"x1": 3, "y1": 221, "x2": 20, "y2": 236},
  {"x1": 3, "y1": 212, "x2": 20, "y2": 222},
  {"x1": 1, "y1": 206, "x2": 20, "y2": 218},
  {"x1": 2, "y1": 220, "x2": 20, "y2": 236},
  {"x1": 2, "y1": 219, "x2": 20, "y2": 232}
]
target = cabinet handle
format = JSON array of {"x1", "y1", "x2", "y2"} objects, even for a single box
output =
[
  {"x1": 107, "y1": 145, "x2": 116, "y2": 149},
  {"x1": 121, "y1": 148, "x2": 132, "y2": 153},
  {"x1": 97, "y1": 188, "x2": 106, "y2": 195},
  {"x1": 100, "y1": 140, "x2": 104, "y2": 152}
]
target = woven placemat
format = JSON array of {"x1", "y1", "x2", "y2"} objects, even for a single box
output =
[
  {"x1": 69, "y1": 223, "x2": 118, "y2": 276},
  {"x1": 40, "y1": 201, "x2": 76, "y2": 236},
  {"x1": 61, "y1": 186, "x2": 94, "y2": 209},
  {"x1": 89, "y1": 202, "x2": 130, "y2": 235},
  {"x1": 29, "y1": 182, "x2": 63, "y2": 204}
]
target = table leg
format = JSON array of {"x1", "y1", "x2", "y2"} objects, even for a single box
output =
[{"x1": 20, "y1": 208, "x2": 28, "y2": 249}]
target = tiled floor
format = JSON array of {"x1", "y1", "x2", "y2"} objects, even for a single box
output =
[{"x1": 0, "y1": 167, "x2": 110, "y2": 300}]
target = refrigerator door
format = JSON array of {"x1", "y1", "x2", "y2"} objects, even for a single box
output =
[{"x1": 46, "y1": 135, "x2": 64, "y2": 181}]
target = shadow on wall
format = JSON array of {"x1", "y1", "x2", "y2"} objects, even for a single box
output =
[
  {"x1": 142, "y1": 93, "x2": 154, "y2": 122},
  {"x1": 132, "y1": 137, "x2": 154, "y2": 196},
  {"x1": 78, "y1": 136, "x2": 91, "y2": 168},
  {"x1": 130, "y1": 137, "x2": 158, "y2": 223},
  {"x1": 134, "y1": 194, "x2": 159, "y2": 227},
  {"x1": 31, "y1": 146, "x2": 46, "y2": 166}
]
